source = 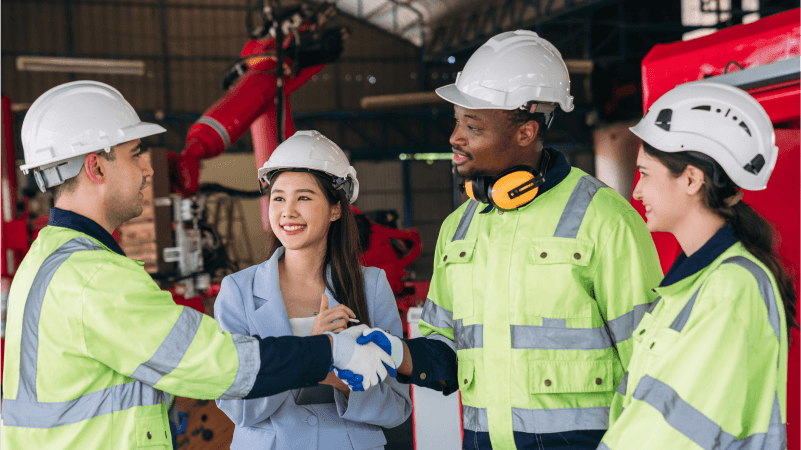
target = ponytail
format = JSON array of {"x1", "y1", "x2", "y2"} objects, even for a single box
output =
[{"x1": 643, "y1": 143, "x2": 799, "y2": 334}]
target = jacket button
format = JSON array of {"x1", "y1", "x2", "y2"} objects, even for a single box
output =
[
  {"x1": 544, "y1": 379, "x2": 552, "y2": 387},
  {"x1": 540, "y1": 252, "x2": 547, "y2": 258},
  {"x1": 497, "y1": 209, "x2": 504, "y2": 215},
  {"x1": 420, "y1": 373, "x2": 427, "y2": 380},
  {"x1": 459, "y1": 252, "x2": 466, "y2": 257},
  {"x1": 307, "y1": 416, "x2": 318, "y2": 426},
  {"x1": 574, "y1": 253, "x2": 581, "y2": 260},
  {"x1": 639, "y1": 329, "x2": 646, "y2": 335},
  {"x1": 595, "y1": 378, "x2": 602, "y2": 385},
  {"x1": 464, "y1": 379, "x2": 469, "y2": 385},
  {"x1": 443, "y1": 256, "x2": 448, "y2": 262},
  {"x1": 147, "y1": 432, "x2": 152, "y2": 440}
]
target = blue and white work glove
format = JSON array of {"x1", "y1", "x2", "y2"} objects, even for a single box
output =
[
  {"x1": 357, "y1": 328, "x2": 404, "y2": 377},
  {"x1": 325, "y1": 330, "x2": 392, "y2": 391}
]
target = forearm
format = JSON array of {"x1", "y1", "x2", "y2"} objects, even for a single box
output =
[{"x1": 244, "y1": 334, "x2": 332, "y2": 399}]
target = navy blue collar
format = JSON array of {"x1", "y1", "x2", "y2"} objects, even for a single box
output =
[
  {"x1": 660, "y1": 224, "x2": 738, "y2": 287},
  {"x1": 48, "y1": 208, "x2": 126, "y2": 257},
  {"x1": 479, "y1": 148, "x2": 571, "y2": 214}
]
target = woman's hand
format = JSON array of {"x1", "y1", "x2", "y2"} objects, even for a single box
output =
[{"x1": 311, "y1": 294, "x2": 356, "y2": 335}]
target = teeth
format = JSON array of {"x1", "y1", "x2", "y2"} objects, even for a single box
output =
[{"x1": 282, "y1": 225, "x2": 305, "y2": 231}]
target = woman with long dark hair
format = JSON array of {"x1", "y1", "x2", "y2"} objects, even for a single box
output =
[
  {"x1": 214, "y1": 131, "x2": 411, "y2": 450},
  {"x1": 598, "y1": 82, "x2": 796, "y2": 449}
]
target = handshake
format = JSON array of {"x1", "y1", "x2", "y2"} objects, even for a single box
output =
[{"x1": 325, "y1": 325, "x2": 404, "y2": 392}]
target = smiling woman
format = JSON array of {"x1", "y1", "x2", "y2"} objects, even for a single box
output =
[{"x1": 213, "y1": 130, "x2": 412, "y2": 450}]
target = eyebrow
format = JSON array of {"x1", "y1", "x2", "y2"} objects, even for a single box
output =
[
  {"x1": 271, "y1": 188, "x2": 319, "y2": 195},
  {"x1": 636, "y1": 165, "x2": 647, "y2": 171},
  {"x1": 131, "y1": 145, "x2": 143, "y2": 154}
]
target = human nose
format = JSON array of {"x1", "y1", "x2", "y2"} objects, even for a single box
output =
[
  {"x1": 449, "y1": 124, "x2": 465, "y2": 148},
  {"x1": 632, "y1": 178, "x2": 643, "y2": 202},
  {"x1": 141, "y1": 158, "x2": 154, "y2": 178}
]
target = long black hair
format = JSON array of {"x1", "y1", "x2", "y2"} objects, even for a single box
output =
[
  {"x1": 642, "y1": 142, "x2": 798, "y2": 333},
  {"x1": 265, "y1": 171, "x2": 370, "y2": 327}
]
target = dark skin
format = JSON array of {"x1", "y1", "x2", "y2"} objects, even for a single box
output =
[{"x1": 396, "y1": 105, "x2": 542, "y2": 379}]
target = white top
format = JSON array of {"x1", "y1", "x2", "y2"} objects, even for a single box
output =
[{"x1": 288, "y1": 317, "x2": 315, "y2": 337}]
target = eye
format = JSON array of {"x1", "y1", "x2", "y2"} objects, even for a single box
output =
[
  {"x1": 299, "y1": 195, "x2": 311, "y2": 201},
  {"x1": 272, "y1": 196, "x2": 284, "y2": 202}
]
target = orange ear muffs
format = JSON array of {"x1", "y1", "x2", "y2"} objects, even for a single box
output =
[
  {"x1": 464, "y1": 150, "x2": 550, "y2": 211},
  {"x1": 490, "y1": 168, "x2": 541, "y2": 210}
]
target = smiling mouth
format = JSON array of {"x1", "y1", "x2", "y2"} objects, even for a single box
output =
[{"x1": 282, "y1": 225, "x2": 306, "y2": 231}]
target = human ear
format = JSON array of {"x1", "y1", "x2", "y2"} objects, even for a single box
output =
[
  {"x1": 84, "y1": 153, "x2": 105, "y2": 184},
  {"x1": 517, "y1": 120, "x2": 539, "y2": 147},
  {"x1": 330, "y1": 202, "x2": 342, "y2": 221},
  {"x1": 684, "y1": 165, "x2": 705, "y2": 196}
]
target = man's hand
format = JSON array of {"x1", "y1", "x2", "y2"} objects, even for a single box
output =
[
  {"x1": 326, "y1": 331, "x2": 393, "y2": 391},
  {"x1": 357, "y1": 328, "x2": 404, "y2": 377}
]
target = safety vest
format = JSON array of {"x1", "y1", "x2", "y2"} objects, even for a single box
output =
[
  {"x1": 2, "y1": 227, "x2": 256, "y2": 449},
  {"x1": 600, "y1": 243, "x2": 788, "y2": 449},
  {"x1": 419, "y1": 168, "x2": 662, "y2": 448}
]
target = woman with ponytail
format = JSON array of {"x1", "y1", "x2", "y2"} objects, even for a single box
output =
[
  {"x1": 214, "y1": 131, "x2": 411, "y2": 450},
  {"x1": 598, "y1": 82, "x2": 796, "y2": 450}
]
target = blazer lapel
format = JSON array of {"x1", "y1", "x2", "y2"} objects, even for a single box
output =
[{"x1": 249, "y1": 248, "x2": 293, "y2": 338}]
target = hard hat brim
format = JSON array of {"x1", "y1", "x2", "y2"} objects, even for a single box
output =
[{"x1": 435, "y1": 84, "x2": 517, "y2": 111}]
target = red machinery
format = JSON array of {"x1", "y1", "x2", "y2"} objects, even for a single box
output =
[{"x1": 634, "y1": 9, "x2": 800, "y2": 447}]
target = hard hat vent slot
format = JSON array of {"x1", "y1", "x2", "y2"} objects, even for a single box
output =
[
  {"x1": 743, "y1": 154, "x2": 765, "y2": 175},
  {"x1": 691, "y1": 105, "x2": 711, "y2": 111},
  {"x1": 655, "y1": 109, "x2": 672, "y2": 131},
  {"x1": 739, "y1": 121, "x2": 751, "y2": 137}
]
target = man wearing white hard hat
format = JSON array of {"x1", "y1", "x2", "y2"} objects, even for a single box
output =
[
  {"x1": 1, "y1": 81, "x2": 391, "y2": 450},
  {"x1": 357, "y1": 31, "x2": 662, "y2": 449}
]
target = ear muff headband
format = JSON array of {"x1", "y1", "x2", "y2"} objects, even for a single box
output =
[{"x1": 465, "y1": 150, "x2": 550, "y2": 210}]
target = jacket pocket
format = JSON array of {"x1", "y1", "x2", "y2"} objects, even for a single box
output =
[
  {"x1": 528, "y1": 359, "x2": 613, "y2": 394},
  {"x1": 525, "y1": 238, "x2": 595, "y2": 319},
  {"x1": 135, "y1": 413, "x2": 171, "y2": 448},
  {"x1": 458, "y1": 360, "x2": 476, "y2": 392},
  {"x1": 439, "y1": 239, "x2": 477, "y2": 319}
]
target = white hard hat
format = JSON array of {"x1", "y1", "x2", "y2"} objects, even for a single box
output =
[
  {"x1": 630, "y1": 82, "x2": 777, "y2": 191},
  {"x1": 20, "y1": 80, "x2": 166, "y2": 192},
  {"x1": 436, "y1": 30, "x2": 574, "y2": 114},
  {"x1": 258, "y1": 130, "x2": 359, "y2": 203}
]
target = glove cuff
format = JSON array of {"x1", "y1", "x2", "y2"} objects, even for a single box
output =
[{"x1": 324, "y1": 331, "x2": 356, "y2": 368}]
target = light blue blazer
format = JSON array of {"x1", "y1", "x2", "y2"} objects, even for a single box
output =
[{"x1": 215, "y1": 247, "x2": 412, "y2": 450}]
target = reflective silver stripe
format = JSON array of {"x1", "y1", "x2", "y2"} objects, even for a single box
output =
[
  {"x1": 721, "y1": 256, "x2": 781, "y2": 341},
  {"x1": 617, "y1": 371, "x2": 629, "y2": 396},
  {"x1": 3, "y1": 382, "x2": 166, "y2": 429},
  {"x1": 727, "y1": 393, "x2": 786, "y2": 450},
  {"x1": 633, "y1": 375, "x2": 736, "y2": 449},
  {"x1": 463, "y1": 405, "x2": 610, "y2": 434},
  {"x1": 542, "y1": 318, "x2": 566, "y2": 328},
  {"x1": 670, "y1": 286, "x2": 702, "y2": 332},
  {"x1": 454, "y1": 319, "x2": 483, "y2": 350},
  {"x1": 511, "y1": 324, "x2": 613, "y2": 350},
  {"x1": 131, "y1": 306, "x2": 204, "y2": 386},
  {"x1": 18, "y1": 238, "x2": 103, "y2": 401},
  {"x1": 553, "y1": 175, "x2": 607, "y2": 239},
  {"x1": 452, "y1": 200, "x2": 480, "y2": 241},
  {"x1": 420, "y1": 299, "x2": 453, "y2": 330},
  {"x1": 425, "y1": 333, "x2": 456, "y2": 353},
  {"x1": 462, "y1": 405, "x2": 489, "y2": 432},
  {"x1": 608, "y1": 302, "x2": 654, "y2": 343},
  {"x1": 597, "y1": 443, "x2": 612, "y2": 450},
  {"x1": 219, "y1": 333, "x2": 260, "y2": 400}
]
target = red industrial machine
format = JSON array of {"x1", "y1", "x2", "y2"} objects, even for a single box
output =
[{"x1": 635, "y1": 9, "x2": 800, "y2": 447}]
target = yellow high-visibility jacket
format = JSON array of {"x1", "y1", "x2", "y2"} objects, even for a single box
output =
[
  {"x1": 419, "y1": 164, "x2": 662, "y2": 449},
  {"x1": 600, "y1": 238, "x2": 788, "y2": 449}
]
